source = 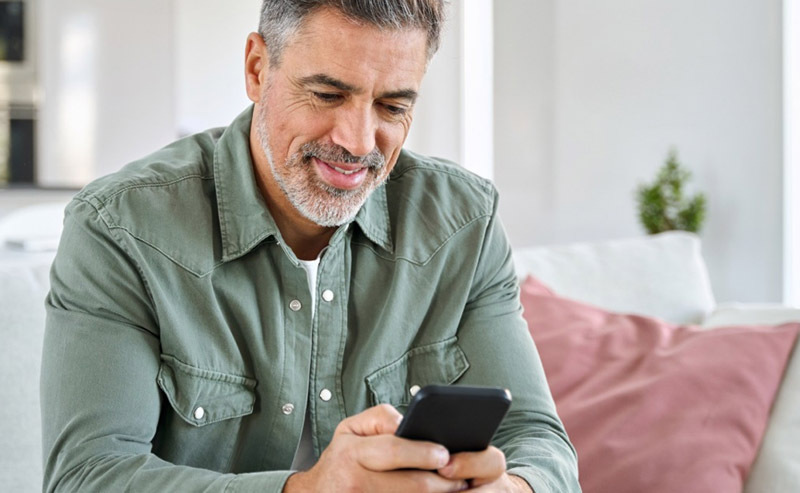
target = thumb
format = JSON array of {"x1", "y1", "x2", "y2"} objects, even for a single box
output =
[{"x1": 337, "y1": 404, "x2": 404, "y2": 437}]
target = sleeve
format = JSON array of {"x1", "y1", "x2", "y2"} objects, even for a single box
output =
[
  {"x1": 40, "y1": 198, "x2": 292, "y2": 493},
  {"x1": 454, "y1": 191, "x2": 581, "y2": 493}
]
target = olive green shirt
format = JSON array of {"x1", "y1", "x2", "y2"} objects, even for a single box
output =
[{"x1": 41, "y1": 107, "x2": 579, "y2": 492}]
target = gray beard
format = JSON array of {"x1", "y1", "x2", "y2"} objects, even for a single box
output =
[{"x1": 255, "y1": 108, "x2": 387, "y2": 227}]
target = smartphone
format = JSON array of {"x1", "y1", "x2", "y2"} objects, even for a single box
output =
[{"x1": 394, "y1": 385, "x2": 512, "y2": 453}]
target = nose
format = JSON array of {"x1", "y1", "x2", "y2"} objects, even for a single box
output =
[{"x1": 329, "y1": 104, "x2": 377, "y2": 158}]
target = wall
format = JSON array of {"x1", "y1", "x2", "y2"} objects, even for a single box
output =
[
  {"x1": 38, "y1": 0, "x2": 176, "y2": 186},
  {"x1": 174, "y1": 0, "x2": 261, "y2": 135},
  {"x1": 786, "y1": 0, "x2": 800, "y2": 306},
  {"x1": 495, "y1": 0, "x2": 785, "y2": 303}
]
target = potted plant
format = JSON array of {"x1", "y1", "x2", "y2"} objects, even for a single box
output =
[{"x1": 636, "y1": 150, "x2": 707, "y2": 234}]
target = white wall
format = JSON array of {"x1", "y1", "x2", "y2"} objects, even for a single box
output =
[
  {"x1": 786, "y1": 0, "x2": 800, "y2": 306},
  {"x1": 38, "y1": 0, "x2": 176, "y2": 186},
  {"x1": 174, "y1": 0, "x2": 261, "y2": 136},
  {"x1": 495, "y1": 0, "x2": 785, "y2": 303},
  {"x1": 405, "y1": 0, "x2": 494, "y2": 180}
]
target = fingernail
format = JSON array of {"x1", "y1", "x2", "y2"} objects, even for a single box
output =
[
  {"x1": 439, "y1": 456, "x2": 455, "y2": 475},
  {"x1": 436, "y1": 447, "x2": 450, "y2": 468}
]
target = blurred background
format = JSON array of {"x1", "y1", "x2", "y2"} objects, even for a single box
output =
[{"x1": 0, "y1": 0, "x2": 797, "y2": 306}]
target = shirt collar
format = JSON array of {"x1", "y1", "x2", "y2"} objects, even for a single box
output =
[{"x1": 214, "y1": 105, "x2": 394, "y2": 262}]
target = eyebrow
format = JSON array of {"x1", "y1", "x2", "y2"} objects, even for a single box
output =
[{"x1": 298, "y1": 73, "x2": 418, "y2": 103}]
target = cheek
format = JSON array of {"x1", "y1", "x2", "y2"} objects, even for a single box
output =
[{"x1": 377, "y1": 122, "x2": 411, "y2": 156}]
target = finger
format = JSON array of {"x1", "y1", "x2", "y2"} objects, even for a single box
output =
[
  {"x1": 336, "y1": 404, "x2": 403, "y2": 437},
  {"x1": 355, "y1": 434, "x2": 451, "y2": 472},
  {"x1": 437, "y1": 446, "x2": 506, "y2": 482},
  {"x1": 376, "y1": 470, "x2": 470, "y2": 493}
]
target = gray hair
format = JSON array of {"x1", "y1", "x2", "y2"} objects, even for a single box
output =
[{"x1": 258, "y1": 0, "x2": 446, "y2": 66}]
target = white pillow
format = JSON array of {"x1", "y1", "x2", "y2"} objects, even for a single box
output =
[{"x1": 513, "y1": 232, "x2": 716, "y2": 324}]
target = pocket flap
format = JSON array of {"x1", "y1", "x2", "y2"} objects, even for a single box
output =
[
  {"x1": 157, "y1": 355, "x2": 257, "y2": 427},
  {"x1": 366, "y1": 337, "x2": 469, "y2": 408}
]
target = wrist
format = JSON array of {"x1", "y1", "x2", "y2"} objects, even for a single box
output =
[
  {"x1": 282, "y1": 471, "x2": 313, "y2": 493},
  {"x1": 507, "y1": 473, "x2": 534, "y2": 493}
]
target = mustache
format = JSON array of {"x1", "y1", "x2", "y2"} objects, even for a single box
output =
[{"x1": 301, "y1": 141, "x2": 386, "y2": 169}]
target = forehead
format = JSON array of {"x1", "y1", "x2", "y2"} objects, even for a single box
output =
[{"x1": 278, "y1": 7, "x2": 429, "y2": 92}]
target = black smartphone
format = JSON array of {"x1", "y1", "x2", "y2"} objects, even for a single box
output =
[{"x1": 394, "y1": 385, "x2": 512, "y2": 453}]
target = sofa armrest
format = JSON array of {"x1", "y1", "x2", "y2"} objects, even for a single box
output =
[
  {"x1": 702, "y1": 303, "x2": 800, "y2": 329},
  {"x1": 702, "y1": 304, "x2": 800, "y2": 492}
]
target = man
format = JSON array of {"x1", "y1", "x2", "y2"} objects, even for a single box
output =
[{"x1": 41, "y1": 1, "x2": 580, "y2": 491}]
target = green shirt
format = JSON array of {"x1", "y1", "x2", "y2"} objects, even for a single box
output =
[{"x1": 41, "y1": 107, "x2": 580, "y2": 492}]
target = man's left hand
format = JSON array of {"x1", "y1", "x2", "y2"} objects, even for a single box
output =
[{"x1": 436, "y1": 446, "x2": 533, "y2": 492}]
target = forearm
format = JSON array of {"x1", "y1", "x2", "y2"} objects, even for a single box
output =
[{"x1": 46, "y1": 453, "x2": 292, "y2": 493}]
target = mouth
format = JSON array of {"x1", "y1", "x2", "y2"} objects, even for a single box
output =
[
  {"x1": 329, "y1": 163, "x2": 365, "y2": 175},
  {"x1": 312, "y1": 157, "x2": 370, "y2": 190}
]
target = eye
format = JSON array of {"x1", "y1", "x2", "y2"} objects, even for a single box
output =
[
  {"x1": 382, "y1": 103, "x2": 409, "y2": 116},
  {"x1": 312, "y1": 92, "x2": 343, "y2": 103}
]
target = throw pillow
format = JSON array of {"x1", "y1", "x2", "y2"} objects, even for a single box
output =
[{"x1": 520, "y1": 276, "x2": 800, "y2": 493}]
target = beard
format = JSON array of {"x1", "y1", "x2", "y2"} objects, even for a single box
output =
[{"x1": 255, "y1": 105, "x2": 388, "y2": 228}]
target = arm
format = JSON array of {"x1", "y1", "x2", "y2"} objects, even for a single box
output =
[
  {"x1": 447, "y1": 192, "x2": 581, "y2": 493},
  {"x1": 41, "y1": 199, "x2": 292, "y2": 492}
]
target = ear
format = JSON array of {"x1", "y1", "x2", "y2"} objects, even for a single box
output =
[{"x1": 245, "y1": 32, "x2": 270, "y2": 103}]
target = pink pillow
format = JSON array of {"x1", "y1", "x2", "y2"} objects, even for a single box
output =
[{"x1": 521, "y1": 276, "x2": 799, "y2": 493}]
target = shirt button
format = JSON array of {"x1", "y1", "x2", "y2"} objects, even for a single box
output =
[
  {"x1": 289, "y1": 299, "x2": 302, "y2": 311},
  {"x1": 322, "y1": 289, "x2": 334, "y2": 302},
  {"x1": 193, "y1": 406, "x2": 205, "y2": 420},
  {"x1": 282, "y1": 403, "x2": 295, "y2": 415},
  {"x1": 319, "y1": 388, "x2": 332, "y2": 402},
  {"x1": 409, "y1": 385, "x2": 421, "y2": 397}
]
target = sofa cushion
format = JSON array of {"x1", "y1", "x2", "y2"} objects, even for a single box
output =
[
  {"x1": 521, "y1": 275, "x2": 799, "y2": 493},
  {"x1": 0, "y1": 253, "x2": 55, "y2": 491},
  {"x1": 0, "y1": 202, "x2": 67, "y2": 251},
  {"x1": 513, "y1": 232, "x2": 715, "y2": 324}
]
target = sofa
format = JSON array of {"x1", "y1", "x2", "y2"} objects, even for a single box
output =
[{"x1": 1, "y1": 201, "x2": 798, "y2": 492}]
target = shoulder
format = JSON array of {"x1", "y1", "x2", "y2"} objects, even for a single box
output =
[
  {"x1": 388, "y1": 149, "x2": 497, "y2": 217},
  {"x1": 66, "y1": 128, "x2": 226, "y2": 275},
  {"x1": 382, "y1": 150, "x2": 499, "y2": 263},
  {"x1": 76, "y1": 128, "x2": 223, "y2": 207}
]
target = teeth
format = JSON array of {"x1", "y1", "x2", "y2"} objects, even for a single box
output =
[{"x1": 332, "y1": 165, "x2": 361, "y2": 175}]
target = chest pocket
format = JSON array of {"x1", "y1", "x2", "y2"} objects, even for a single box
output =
[
  {"x1": 366, "y1": 337, "x2": 469, "y2": 411},
  {"x1": 157, "y1": 354, "x2": 257, "y2": 427}
]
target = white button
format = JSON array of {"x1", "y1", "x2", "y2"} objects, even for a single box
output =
[
  {"x1": 322, "y1": 290, "x2": 334, "y2": 302},
  {"x1": 193, "y1": 406, "x2": 205, "y2": 420},
  {"x1": 282, "y1": 403, "x2": 295, "y2": 415},
  {"x1": 289, "y1": 299, "x2": 302, "y2": 311},
  {"x1": 319, "y1": 388, "x2": 332, "y2": 401},
  {"x1": 409, "y1": 385, "x2": 421, "y2": 397}
]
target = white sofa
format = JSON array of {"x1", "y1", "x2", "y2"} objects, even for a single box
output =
[
  {"x1": 2, "y1": 203, "x2": 798, "y2": 491},
  {"x1": 513, "y1": 232, "x2": 800, "y2": 493}
]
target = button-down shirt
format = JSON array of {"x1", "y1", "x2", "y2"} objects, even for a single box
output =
[{"x1": 41, "y1": 107, "x2": 580, "y2": 492}]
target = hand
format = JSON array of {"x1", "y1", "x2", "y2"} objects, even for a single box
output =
[
  {"x1": 437, "y1": 447, "x2": 533, "y2": 492},
  {"x1": 283, "y1": 404, "x2": 470, "y2": 493}
]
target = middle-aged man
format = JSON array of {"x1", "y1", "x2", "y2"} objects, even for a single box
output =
[{"x1": 41, "y1": 1, "x2": 581, "y2": 492}]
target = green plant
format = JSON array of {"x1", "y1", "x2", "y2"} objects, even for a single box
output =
[{"x1": 635, "y1": 150, "x2": 707, "y2": 234}]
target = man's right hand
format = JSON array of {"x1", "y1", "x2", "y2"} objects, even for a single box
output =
[{"x1": 283, "y1": 404, "x2": 469, "y2": 492}]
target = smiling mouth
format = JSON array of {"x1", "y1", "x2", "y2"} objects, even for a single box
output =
[{"x1": 330, "y1": 164, "x2": 364, "y2": 175}]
